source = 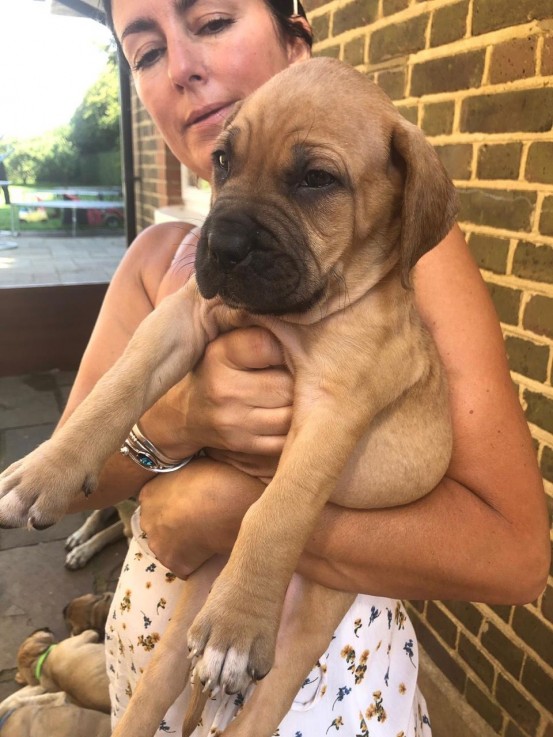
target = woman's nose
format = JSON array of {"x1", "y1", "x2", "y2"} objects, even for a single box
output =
[{"x1": 167, "y1": 38, "x2": 206, "y2": 90}]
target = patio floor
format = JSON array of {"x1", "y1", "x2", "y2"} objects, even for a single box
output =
[{"x1": 0, "y1": 231, "x2": 126, "y2": 287}]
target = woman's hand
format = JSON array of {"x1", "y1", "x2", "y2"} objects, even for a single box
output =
[
  {"x1": 139, "y1": 458, "x2": 264, "y2": 578},
  {"x1": 140, "y1": 326, "x2": 293, "y2": 478}
]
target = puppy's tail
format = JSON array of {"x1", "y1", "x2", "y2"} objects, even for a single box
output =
[{"x1": 181, "y1": 680, "x2": 210, "y2": 737}]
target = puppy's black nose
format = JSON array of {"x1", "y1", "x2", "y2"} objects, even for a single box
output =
[{"x1": 208, "y1": 221, "x2": 253, "y2": 272}]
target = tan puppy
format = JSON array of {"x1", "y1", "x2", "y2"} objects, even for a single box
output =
[
  {"x1": 65, "y1": 498, "x2": 137, "y2": 569},
  {"x1": 63, "y1": 591, "x2": 114, "y2": 637},
  {"x1": 15, "y1": 629, "x2": 110, "y2": 714},
  {"x1": 0, "y1": 686, "x2": 111, "y2": 737},
  {"x1": 0, "y1": 58, "x2": 456, "y2": 735}
]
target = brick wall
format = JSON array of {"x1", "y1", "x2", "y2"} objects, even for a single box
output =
[
  {"x1": 131, "y1": 90, "x2": 182, "y2": 232},
  {"x1": 303, "y1": 0, "x2": 552, "y2": 734}
]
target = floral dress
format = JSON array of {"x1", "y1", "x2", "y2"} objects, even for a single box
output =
[{"x1": 106, "y1": 510, "x2": 432, "y2": 737}]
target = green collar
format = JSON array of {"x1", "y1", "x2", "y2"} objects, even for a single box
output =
[{"x1": 35, "y1": 644, "x2": 57, "y2": 682}]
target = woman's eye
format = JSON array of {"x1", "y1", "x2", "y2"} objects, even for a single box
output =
[
  {"x1": 198, "y1": 17, "x2": 235, "y2": 35},
  {"x1": 301, "y1": 170, "x2": 336, "y2": 188},
  {"x1": 133, "y1": 47, "x2": 165, "y2": 71}
]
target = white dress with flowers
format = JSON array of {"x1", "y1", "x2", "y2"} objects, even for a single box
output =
[{"x1": 106, "y1": 509, "x2": 432, "y2": 737}]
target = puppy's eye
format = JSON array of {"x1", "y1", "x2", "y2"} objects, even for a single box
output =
[
  {"x1": 213, "y1": 150, "x2": 229, "y2": 172},
  {"x1": 301, "y1": 170, "x2": 336, "y2": 188}
]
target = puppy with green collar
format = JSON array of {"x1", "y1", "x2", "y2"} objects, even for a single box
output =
[{"x1": 15, "y1": 628, "x2": 110, "y2": 714}]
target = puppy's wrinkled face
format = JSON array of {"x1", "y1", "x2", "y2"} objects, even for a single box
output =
[
  {"x1": 15, "y1": 629, "x2": 56, "y2": 685},
  {"x1": 195, "y1": 58, "x2": 406, "y2": 316},
  {"x1": 63, "y1": 592, "x2": 113, "y2": 637}
]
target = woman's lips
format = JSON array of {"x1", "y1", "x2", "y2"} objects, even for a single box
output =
[{"x1": 186, "y1": 103, "x2": 235, "y2": 128}]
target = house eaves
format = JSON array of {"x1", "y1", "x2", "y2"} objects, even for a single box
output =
[{"x1": 49, "y1": 0, "x2": 105, "y2": 23}]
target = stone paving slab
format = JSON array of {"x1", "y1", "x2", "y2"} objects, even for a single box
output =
[
  {"x1": 0, "y1": 232, "x2": 125, "y2": 287},
  {"x1": 0, "y1": 375, "x2": 62, "y2": 431}
]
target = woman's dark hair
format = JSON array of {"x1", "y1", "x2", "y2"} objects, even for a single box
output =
[{"x1": 100, "y1": 1, "x2": 313, "y2": 50}]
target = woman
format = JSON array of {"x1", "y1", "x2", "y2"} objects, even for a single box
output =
[{"x1": 62, "y1": 1, "x2": 549, "y2": 735}]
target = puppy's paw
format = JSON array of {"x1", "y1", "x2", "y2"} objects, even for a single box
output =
[
  {"x1": 0, "y1": 442, "x2": 99, "y2": 529},
  {"x1": 65, "y1": 530, "x2": 84, "y2": 551},
  {"x1": 187, "y1": 589, "x2": 276, "y2": 696},
  {"x1": 65, "y1": 543, "x2": 94, "y2": 569}
]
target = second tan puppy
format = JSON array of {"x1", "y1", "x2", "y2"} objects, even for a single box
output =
[
  {"x1": 15, "y1": 629, "x2": 110, "y2": 714},
  {"x1": 0, "y1": 58, "x2": 456, "y2": 736},
  {"x1": 63, "y1": 591, "x2": 114, "y2": 638}
]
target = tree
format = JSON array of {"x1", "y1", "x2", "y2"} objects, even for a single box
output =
[
  {"x1": 4, "y1": 53, "x2": 120, "y2": 186},
  {"x1": 69, "y1": 56, "x2": 120, "y2": 155}
]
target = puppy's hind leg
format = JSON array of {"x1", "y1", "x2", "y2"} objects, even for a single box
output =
[
  {"x1": 112, "y1": 556, "x2": 225, "y2": 737},
  {"x1": 223, "y1": 578, "x2": 354, "y2": 737}
]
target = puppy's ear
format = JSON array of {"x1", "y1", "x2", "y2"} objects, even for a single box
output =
[
  {"x1": 391, "y1": 118, "x2": 458, "y2": 287},
  {"x1": 15, "y1": 670, "x2": 26, "y2": 685}
]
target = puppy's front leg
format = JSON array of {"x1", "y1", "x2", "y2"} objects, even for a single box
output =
[
  {"x1": 187, "y1": 398, "x2": 372, "y2": 697},
  {"x1": 223, "y1": 578, "x2": 354, "y2": 737},
  {"x1": 0, "y1": 279, "x2": 222, "y2": 530}
]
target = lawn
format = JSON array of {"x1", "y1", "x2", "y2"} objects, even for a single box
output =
[{"x1": 0, "y1": 185, "x2": 124, "y2": 234}]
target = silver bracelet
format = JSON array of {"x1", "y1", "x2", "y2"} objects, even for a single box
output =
[{"x1": 120, "y1": 423, "x2": 196, "y2": 473}]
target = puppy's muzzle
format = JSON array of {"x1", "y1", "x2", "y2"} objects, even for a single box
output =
[{"x1": 196, "y1": 211, "x2": 318, "y2": 315}]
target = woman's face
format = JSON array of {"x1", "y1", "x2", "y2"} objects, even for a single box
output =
[{"x1": 112, "y1": 0, "x2": 310, "y2": 181}]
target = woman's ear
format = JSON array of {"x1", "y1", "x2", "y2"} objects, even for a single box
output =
[{"x1": 287, "y1": 18, "x2": 312, "y2": 64}]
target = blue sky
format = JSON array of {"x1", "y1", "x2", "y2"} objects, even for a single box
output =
[{"x1": 0, "y1": 0, "x2": 112, "y2": 140}]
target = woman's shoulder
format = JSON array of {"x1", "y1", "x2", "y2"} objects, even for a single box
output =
[{"x1": 119, "y1": 221, "x2": 196, "y2": 304}]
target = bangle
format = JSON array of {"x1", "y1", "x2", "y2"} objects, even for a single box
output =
[{"x1": 120, "y1": 424, "x2": 196, "y2": 473}]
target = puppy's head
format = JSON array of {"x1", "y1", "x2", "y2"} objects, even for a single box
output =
[
  {"x1": 15, "y1": 628, "x2": 56, "y2": 685},
  {"x1": 196, "y1": 57, "x2": 457, "y2": 315},
  {"x1": 63, "y1": 592, "x2": 113, "y2": 638}
]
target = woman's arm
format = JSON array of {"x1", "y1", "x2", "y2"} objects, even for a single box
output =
[{"x1": 139, "y1": 226, "x2": 550, "y2": 604}]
